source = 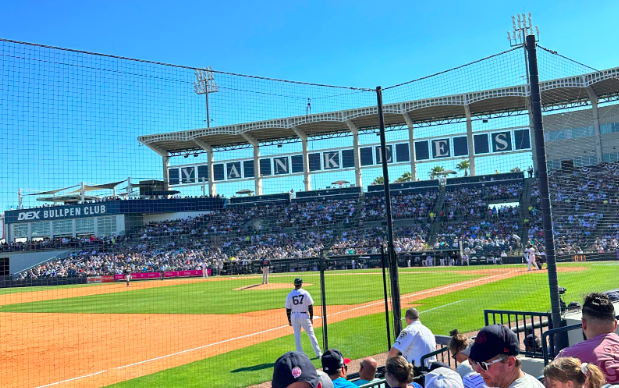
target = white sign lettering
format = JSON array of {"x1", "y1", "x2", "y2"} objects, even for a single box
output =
[
  {"x1": 432, "y1": 139, "x2": 450, "y2": 158},
  {"x1": 323, "y1": 152, "x2": 339, "y2": 169},
  {"x1": 228, "y1": 164, "x2": 241, "y2": 178},
  {"x1": 493, "y1": 133, "x2": 511, "y2": 151},
  {"x1": 274, "y1": 158, "x2": 289, "y2": 174},
  {"x1": 18, "y1": 211, "x2": 40, "y2": 220}
]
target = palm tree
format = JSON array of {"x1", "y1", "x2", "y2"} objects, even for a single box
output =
[
  {"x1": 456, "y1": 160, "x2": 470, "y2": 176},
  {"x1": 372, "y1": 176, "x2": 384, "y2": 185},
  {"x1": 395, "y1": 172, "x2": 413, "y2": 183},
  {"x1": 429, "y1": 166, "x2": 445, "y2": 179}
]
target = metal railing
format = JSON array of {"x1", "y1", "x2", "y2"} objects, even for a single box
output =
[
  {"x1": 485, "y1": 309, "x2": 553, "y2": 358},
  {"x1": 419, "y1": 346, "x2": 457, "y2": 372}
]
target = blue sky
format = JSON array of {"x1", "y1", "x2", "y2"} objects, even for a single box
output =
[
  {"x1": 1, "y1": 1, "x2": 618, "y2": 209},
  {"x1": 2, "y1": 0, "x2": 617, "y2": 86}
]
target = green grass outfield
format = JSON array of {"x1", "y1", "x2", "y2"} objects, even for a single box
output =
[
  {"x1": 0, "y1": 282, "x2": 107, "y2": 295},
  {"x1": 102, "y1": 262, "x2": 618, "y2": 388},
  {"x1": 0, "y1": 270, "x2": 481, "y2": 314}
]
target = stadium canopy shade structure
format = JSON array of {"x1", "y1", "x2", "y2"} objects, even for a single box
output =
[{"x1": 138, "y1": 67, "x2": 619, "y2": 155}]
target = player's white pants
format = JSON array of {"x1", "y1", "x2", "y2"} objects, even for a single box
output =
[
  {"x1": 203, "y1": 268, "x2": 208, "y2": 278},
  {"x1": 262, "y1": 267, "x2": 269, "y2": 284},
  {"x1": 527, "y1": 256, "x2": 534, "y2": 270},
  {"x1": 440, "y1": 258, "x2": 445, "y2": 266},
  {"x1": 291, "y1": 314, "x2": 321, "y2": 357}
]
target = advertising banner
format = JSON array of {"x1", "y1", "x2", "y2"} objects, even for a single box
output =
[
  {"x1": 113, "y1": 269, "x2": 209, "y2": 281},
  {"x1": 164, "y1": 269, "x2": 210, "y2": 278}
]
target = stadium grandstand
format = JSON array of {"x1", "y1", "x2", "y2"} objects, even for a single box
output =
[{"x1": 2, "y1": 26, "x2": 619, "y2": 388}]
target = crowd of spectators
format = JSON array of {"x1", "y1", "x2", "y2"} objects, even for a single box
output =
[
  {"x1": 528, "y1": 162, "x2": 619, "y2": 255},
  {"x1": 362, "y1": 191, "x2": 438, "y2": 221}
]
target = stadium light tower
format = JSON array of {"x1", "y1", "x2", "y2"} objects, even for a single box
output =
[
  {"x1": 194, "y1": 67, "x2": 219, "y2": 128},
  {"x1": 508, "y1": 12, "x2": 540, "y2": 84}
]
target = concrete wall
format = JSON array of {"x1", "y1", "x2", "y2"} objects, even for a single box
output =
[
  {"x1": 142, "y1": 211, "x2": 211, "y2": 224},
  {"x1": 4, "y1": 250, "x2": 72, "y2": 274}
]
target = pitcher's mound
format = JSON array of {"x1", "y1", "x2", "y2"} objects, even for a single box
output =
[{"x1": 235, "y1": 283, "x2": 313, "y2": 291}]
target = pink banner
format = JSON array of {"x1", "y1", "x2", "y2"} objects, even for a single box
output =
[
  {"x1": 114, "y1": 269, "x2": 209, "y2": 281},
  {"x1": 164, "y1": 269, "x2": 210, "y2": 278},
  {"x1": 114, "y1": 272, "x2": 161, "y2": 280}
]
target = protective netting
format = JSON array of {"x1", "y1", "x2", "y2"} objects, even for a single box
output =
[{"x1": 0, "y1": 37, "x2": 618, "y2": 388}]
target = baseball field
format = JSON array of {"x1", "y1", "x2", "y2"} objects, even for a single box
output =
[{"x1": 0, "y1": 262, "x2": 616, "y2": 388}]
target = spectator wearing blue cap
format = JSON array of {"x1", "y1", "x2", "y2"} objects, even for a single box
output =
[{"x1": 463, "y1": 325, "x2": 543, "y2": 388}]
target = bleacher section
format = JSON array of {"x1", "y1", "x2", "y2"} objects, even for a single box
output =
[{"x1": 16, "y1": 164, "x2": 619, "y2": 278}]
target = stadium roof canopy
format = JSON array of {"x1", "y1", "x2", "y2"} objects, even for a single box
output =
[{"x1": 138, "y1": 67, "x2": 619, "y2": 156}]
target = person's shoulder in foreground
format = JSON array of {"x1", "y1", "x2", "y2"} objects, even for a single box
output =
[{"x1": 507, "y1": 373, "x2": 544, "y2": 388}]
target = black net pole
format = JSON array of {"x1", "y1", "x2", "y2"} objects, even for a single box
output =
[
  {"x1": 381, "y1": 246, "x2": 392, "y2": 350},
  {"x1": 525, "y1": 35, "x2": 562, "y2": 333},
  {"x1": 320, "y1": 255, "x2": 329, "y2": 351},
  {"x1": 376, "y1": 86, "x2": 402, "y2": 337}
]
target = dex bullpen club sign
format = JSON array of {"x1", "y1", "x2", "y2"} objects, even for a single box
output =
[{"x1": 6, "y1": 202, "x2": 120, "y2": 224}]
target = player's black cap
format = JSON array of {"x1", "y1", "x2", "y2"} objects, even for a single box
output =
[
  {"x1": 462, "y1": 324, "x2": 519, "y2": 362},
  {"x1": 272, "y1": 351, "x2": 320, "y2": 388},
  {"x1": 321, "y1": 349, "x2": 351, "y2": 373},
  {"x1": 294, "y1": 278, "x2": 303, "y2": 286}
]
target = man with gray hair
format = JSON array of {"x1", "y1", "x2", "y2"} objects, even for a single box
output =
[{"x1": 388, "y1": 308, "x2": 437, "y2": 368}]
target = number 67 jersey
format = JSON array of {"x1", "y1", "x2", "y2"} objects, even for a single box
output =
[{"x1": 285, "y1": 288, "x2": 314, "y2": 313}]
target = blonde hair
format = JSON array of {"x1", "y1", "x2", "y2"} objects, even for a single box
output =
[
  {"x1": 543, "y1": 357, "x2": 605, "y2": 388},
  {"x1": 386, "y1": 356, "x2": 414, "y2": 385}
]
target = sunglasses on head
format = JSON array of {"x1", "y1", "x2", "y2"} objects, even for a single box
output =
[{"x1": 470, "y1": 357, "x2": 504, "y2": 371}]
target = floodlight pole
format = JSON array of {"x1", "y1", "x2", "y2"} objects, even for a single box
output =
[
  {"x1": 376, "y1": 86, "x2": 402, "y2": 337},
  {"x1": 525, "y1": 35, "x2": 562, "y2": 336},
  {"x1": 194, "y1": 67, "x2": 218, "y2": 129}
]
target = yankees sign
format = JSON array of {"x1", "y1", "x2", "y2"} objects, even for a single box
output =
[{"x1": 166, "y1": 128, "x2": 531, "y2": 185}]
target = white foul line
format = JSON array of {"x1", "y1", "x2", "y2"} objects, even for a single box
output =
[
  {"x1": 34, "y1": 371, "x2": 106, "y2": 387},
  {"x1": 34, "y1": 273, "x2": 504, "y2": 388},
  {"x1": 401, "y1": 300, "x2": 465, "y2": 319}
]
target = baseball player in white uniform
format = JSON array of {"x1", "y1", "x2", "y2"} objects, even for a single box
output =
[
  {"x1": 285, "y1": 278, "x2": 322, "y2": 358},
  {"x1": 524, "y1": 245, "x2": 535, "y2": 271},
  {"x1": 201, "y1": 261, "x2": 208, "y2": 278},
  {"x1": 124, "y1": 270, "x2": 131, "y2": 287}
]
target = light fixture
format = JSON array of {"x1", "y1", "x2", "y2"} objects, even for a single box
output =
[
  {"x1": 277, "y1": 144, "x2": 283, "y2": 148},
  {"x1": 184, "y1": 154, "x2": 189, "y2": 158},
  {"x1": 194, "y1": 153, "x2": 199, "y2": 157}
]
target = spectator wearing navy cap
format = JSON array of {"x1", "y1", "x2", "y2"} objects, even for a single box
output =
[
  {"x1": 463, "y1": 325, "x2": 543, "y2": 388},
  {"x1": 273, "y1": 351, "x2": 323, "y2": 388},
  {"x1": 321, "y1": 349, "x2": 356, "y2": 388}
]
